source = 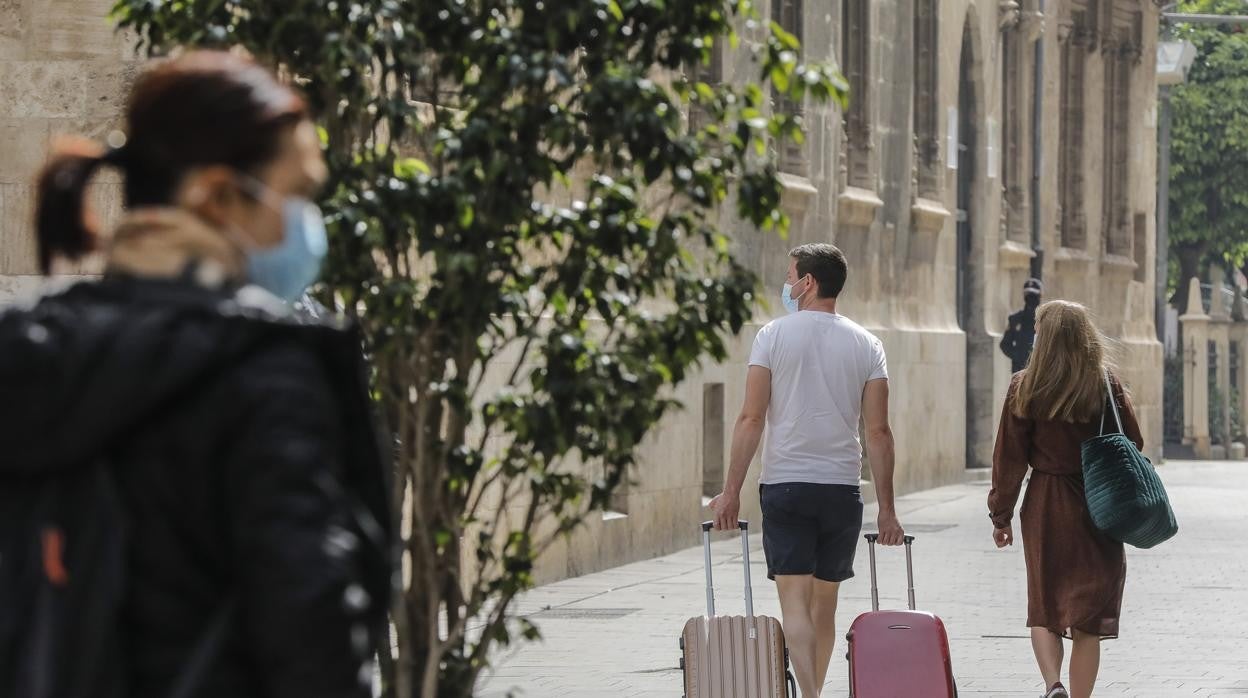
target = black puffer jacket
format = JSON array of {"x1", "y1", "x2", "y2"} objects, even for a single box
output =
[{"x1": 0, "y1": 275, "x2": 393, "y2": 698}]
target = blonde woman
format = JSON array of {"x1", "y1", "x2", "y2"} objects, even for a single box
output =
[{"x1": 988, "y1": 301, "x2": 1144, "y2": 698}]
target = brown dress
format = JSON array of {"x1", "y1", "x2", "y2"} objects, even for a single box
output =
[{"x1": 988, "y1": 372, "x2": 1143, "y2": 639}]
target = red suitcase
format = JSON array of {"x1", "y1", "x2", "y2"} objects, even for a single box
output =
[{"x1": 846, "y1": 533, "x2": 956, "y2": 697}]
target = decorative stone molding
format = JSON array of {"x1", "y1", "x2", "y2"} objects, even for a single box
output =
[
  {"x1": 836, "y1": 186, "x2": 883, "y2": 230},
  {"x1": 1100, "y1": 253, "x2": 1138, "y2": 276},
  {"x1": 1071, "y1": 10, "x2": 1098, "y2": 51},
  {"x1": 778, "y1": 172, "x2": 818, "y2": 218},
  {"x1": 998, "y1": 1, "x2": 1021, "y2": 31},
  {"x1": 998, "y1": 239, "x2": 1036, "y2": 270},
  {"x1": 1020, "y1": 9, "x2": 1046, "y2": 43},
  {"x1": 1056, "y1": 16, "x2": 1075, "y2": 44},
  {"x1": 911, "y1": 197, "x2": 950, "y2": 236},
  {"x1": 1053, "y1": 245, "x2": 1096, "y2": 265}
]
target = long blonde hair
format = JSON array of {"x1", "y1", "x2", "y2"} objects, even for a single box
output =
[{"x1": 1013, "y1": 300, "x2": 1116, "y2": 422}]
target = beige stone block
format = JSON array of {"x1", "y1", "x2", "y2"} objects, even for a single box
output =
[
  {"x1": 0, "y1": 61, "x2": 87, "y2": 118},
  {"x1": 0, "y1": 118, "x2": 49, "y2": 184},
  {"x1": 0, "y1": 0, "x2": 30, "y2": 60},
  {"x1": 81, "y1": 60, "x2": 141, "y2": 120},
  {"x1": 0, "y1": 183, "x2": 38, "y2": 275},
  {"x1": 27, "y1": 0, "x2": 126, "y2": 60}
]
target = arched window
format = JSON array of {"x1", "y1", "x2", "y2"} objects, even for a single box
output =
[
  {"x1": 841, "y1": 0, "x2": 872, "y2": 188},
  {"x1": 1001, "y1": 18, "x2": 1028, "y2": 242},
  {"x1": 913, "y1": 0, "x2": 941, "y2": 198},
  {"x1": 1058, "y1": 7, "x2": 1092, "y2": 249},
  {"x1": 773, "y1": 0, "x2": 806, "y2": 174},
  {"x1": 1102, "y1": 7, "x2": 1142, "y2": 257}
]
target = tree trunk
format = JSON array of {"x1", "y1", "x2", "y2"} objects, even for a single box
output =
[{"x1": 1172, "y1": 243, "x2": 1206, "y2": 313}]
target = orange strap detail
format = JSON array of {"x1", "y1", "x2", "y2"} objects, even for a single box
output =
[{"x1": 41, "y1": 527, "x2": 69, "y2": 587}]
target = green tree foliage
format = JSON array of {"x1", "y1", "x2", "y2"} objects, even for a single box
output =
[
  {"x1": 109, "y1": 1, "x2": 846, "y2": 695},
  {"x1": 1169, "y1": 0, "x2": 1248, "y2": 310}
]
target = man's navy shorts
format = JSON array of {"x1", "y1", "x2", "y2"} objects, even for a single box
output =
[{"x1": 759, "y1": 482, "x2": 864, "y2": 582}]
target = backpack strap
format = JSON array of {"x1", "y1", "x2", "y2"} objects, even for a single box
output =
[{"x1": 165, "y1": 597, "x2": 235, "y2": 698}]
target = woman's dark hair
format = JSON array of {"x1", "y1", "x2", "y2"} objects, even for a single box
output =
[{"x1": 34, "y1": 51, "x2": 308, "y2": 274}]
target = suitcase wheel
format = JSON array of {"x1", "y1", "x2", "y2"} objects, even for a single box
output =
[
  {"x1": 679, "y1": 636, "x2": 684, "y2": 650},
  {"x1": 679, "y1": 657, "x2": 685, "y2": 670}
]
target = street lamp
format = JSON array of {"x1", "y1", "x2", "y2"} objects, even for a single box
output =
[
  {"x1": 1157, "y1": 40, "x2": 1198, "y2": 86},
  {"x1": 1155, "y1": 9, "x2": 1248, "y2": 347},
  {"x1": 1155, "y1": 37, "x2": 1196, "y2": 346}
]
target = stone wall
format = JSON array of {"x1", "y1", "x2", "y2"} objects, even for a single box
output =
[{"x1": 0, "y1": 0, "x2": 136, "y2": 302}]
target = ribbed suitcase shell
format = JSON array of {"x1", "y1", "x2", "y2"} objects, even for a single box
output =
[
  {"x1": 679, "y1": 521, "x2": 793, "y2": 698},
  {"x1": 681, "y1": 615, "x2": 788, "y2": 698}
]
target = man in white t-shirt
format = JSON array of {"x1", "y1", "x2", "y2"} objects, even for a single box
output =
[{"x1": 709, "y1": 243, "x2": 904, "y2": 697}]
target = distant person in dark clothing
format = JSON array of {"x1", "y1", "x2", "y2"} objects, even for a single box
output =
[
  {"x1": 0, "y1": 52, "x2": 392, "y2": 698},
  {"x1": 1000, "y1": 278, "x2": 1043, "y2": 373}
]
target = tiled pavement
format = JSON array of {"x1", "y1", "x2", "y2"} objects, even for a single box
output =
[{"x1": 478, "y1": 460, "x2": 1248, "y2": 697}]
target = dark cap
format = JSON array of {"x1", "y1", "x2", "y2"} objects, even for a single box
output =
[{"x1": 1023, "y1": 278, "x2": 1043, "y2": 296}]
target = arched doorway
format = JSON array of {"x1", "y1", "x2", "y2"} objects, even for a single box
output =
[{"x1": 957, "y1": 15, "x2": 993, "y2": 470}]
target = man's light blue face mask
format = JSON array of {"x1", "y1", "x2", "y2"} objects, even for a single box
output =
[{"x1": 780, "y1": 274, "x2": 811, "y2": 314}]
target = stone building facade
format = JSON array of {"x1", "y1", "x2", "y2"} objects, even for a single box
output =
[
  {"x1": 558, "y1": 0, "x2": 1165, "y2": 584},
  {"x1": 0, "y1": 1, "x2": 1165, "y2": 585}
]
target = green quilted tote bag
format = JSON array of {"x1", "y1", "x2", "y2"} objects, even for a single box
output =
[{"x1": 1080, "y1": 371, "x2": 1178, "y2": 549}]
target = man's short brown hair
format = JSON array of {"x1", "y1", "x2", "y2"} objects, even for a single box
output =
[{"x1": 789, "y1": 243, "x2": 848, "y2": 299}]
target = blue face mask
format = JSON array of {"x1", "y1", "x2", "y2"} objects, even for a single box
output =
[
  {"x1": 245, "y1": 197, "x2": 328, "y2": 302},
  {"x1": 781, "y1": 276, "x2": 809, "y2": 314},
  {"x1": 232, "y1": 177, "x2": 328, "y2": 302}
]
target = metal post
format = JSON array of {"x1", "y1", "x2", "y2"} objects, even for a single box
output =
[
  {"x1": 1030, "y1": 0, "x2": 1046, "y2": 280},
  {"x1": 904, "y1": 539, "x2": 916, "y2": 611},
  {"x1": 1157, "y1": 84, "x2": 1173, "y2": 343},
  {"x1": 702, "y1": 524, "x2": 715, "y2": 617},
  {"x1": 1157, "y1": 13, "x2": 1176, "y2": 343},
  {"x1": 739, "y1": 521, "x2": 754, "y2": 618},
  {"x1": 867, "y1": 538, "x2": 879, "y2": 612}
]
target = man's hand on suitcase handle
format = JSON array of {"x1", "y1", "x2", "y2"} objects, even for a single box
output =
[
  {"x1": 876, "y1": 510, "x2": 905, "y2": 546},
  {"x1": 707, "y1": 490, "x2": 740, "y2": 531}
]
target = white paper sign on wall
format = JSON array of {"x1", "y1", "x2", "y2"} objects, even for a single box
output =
[
  {"x1": 986, "y1": 117, "x2": 999, "y2": 180},
  {"x1": 947, "y1": 106, "x2": 959, "y2": 170}
]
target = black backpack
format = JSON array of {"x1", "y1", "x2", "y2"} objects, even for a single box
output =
[
  {"x1": 0, "y1": 456, "x2": 232, "y2": 698},
  {"x1": 0, "y1": 294, "x2": 393, "y2": 698}
]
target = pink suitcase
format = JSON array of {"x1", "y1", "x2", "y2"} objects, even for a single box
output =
[{"x1": 846, "y1": 534, "x2": 956, "y2": 697}]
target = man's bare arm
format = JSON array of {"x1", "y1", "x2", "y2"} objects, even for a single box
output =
[
  {"x1": 709, "y1": 365, "x2": 770, "y2": 530},
  {"x1": 862, "y1": 378, "x2": 904, "y2": 545}
]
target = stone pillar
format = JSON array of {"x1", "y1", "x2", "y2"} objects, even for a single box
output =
[
  {"x1": 1212, "y1": 275, "x2": 1233, "y2": 455},
  {"x1": 1180, "y1": 276, "x2": 1211, "y2": 458}
]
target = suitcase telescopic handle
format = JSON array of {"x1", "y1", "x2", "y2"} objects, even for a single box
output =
[
  {"x1": 863, "y1": 533, "x2": 917, "y2": 612},
  {"x1": 701, "y1": 520, "x2": 753, "y2": 618}
]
